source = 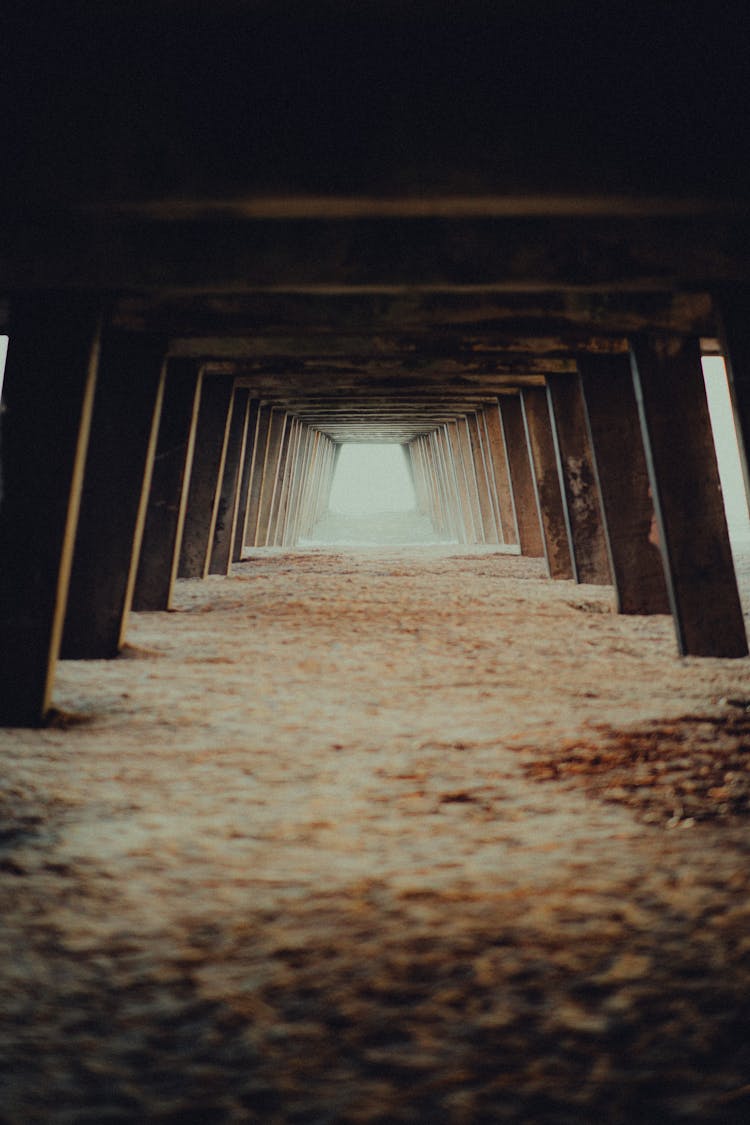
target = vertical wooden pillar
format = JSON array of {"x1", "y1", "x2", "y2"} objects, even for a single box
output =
[
  {"x1": 209, "y1": 387, "x2": 251, "y2": 575},
  {"x1": 255, "y1": 409, "x2": 288, "y2": 546},
  {"x1": 437, "y1": 427, "x2": 463, "y2": 541},
  {"x1": 268, "y1": 416, "x2": 297, "y2": 545},
  {"x1": 133, "y1": 361, "x2": 203, "y2": 611},
  {"x1": 62, "y1": 332, "x2": 167, "y2": 657},
  {"x1": 467, "y1": 413, "x2": 500, "y2": 543},
  {"x1": 446, "y1": 422, "x2": 474, "y2": 542},
  {"x1": 578, "y1": 354, "x2": 669, "y2": 614},
  {"x1": 546, "y1": 374, "x2": 611, "y2": 586},
  {"x1": 285, "y1": 423, "x2": 311, "y2": 545},
  {"x1": 0, "y1": 295, "x2": 101, "y2": 724},
  {"x1": 498, "y1": 396, "x2": 544, "y2": 557},
  {"x1": 520, "y1": 387, "x2": 574, "y2": 578},
  {"x1": 178, "y1": 374, "x2": 235, "y2": 578},
  {"x1": 630, "y1": 335, "x2": 747, "y2": 656},
  {"x1": 276, "y1": 418, "x2": 302, "y2": 546},
  {"x1": 483, "y1": 402, "x2": 519, "y2": 545},
  {"x1": 231, "y1": 399, "x2": 261, "y2": 563},
  {"x1": 458, "y1": 418, "x2": 485, "y2": 542},
  {"x1": 244, "y1": 404, "x2": 273, "y2": 549},
  {"x1": 716, "y1": 284, "x2": 750, "y2": 516}
]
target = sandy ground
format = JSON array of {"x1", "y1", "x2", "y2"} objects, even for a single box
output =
[{"x1": 2, "y1": 532, "x2": 750, "y2": 1123}]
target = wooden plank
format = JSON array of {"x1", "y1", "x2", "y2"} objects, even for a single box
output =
[
  {"x1": 716, "y1": 284, "x2": 750, "y2": 517},
  {"x1": 114, "y1": 290, "x2": 715, "y2": 339},
  {"x1": 630, "y1": 335, "x2": 747, "y2": 656},
  {"x1": 446, "y1": 422, "x2": 475, "y2": 543},
  {"x1": 178, "y1": 374, "x2": 235, "y2": 578},
  {"x1": 546, "y1": 374, "x2": 611, "y2": 586},
  {"x1": 268, "y1": 417, "x2": 296, "y2": 546},
  {"x1": 7, "y1": 212, "x2": 749, "y2": 292},
  {"x1": 483, "y1": 403, "x2": 518, "y2": 544},
  {"x1": 0, "y1": 295, "x2": 101, "y2": 725},
  {"x1": 209, "y1": 388, "x2": 251, "y2": 575},
  {"x1": 243, "y1": 405, "x2": 273, "y2": 550},
  {"x1": 578, "y1": 354, "x2": 669, "y2": 614},
  {"x1": 520, "y1": 387, "x2": 573, "y2": 578},
  {"x1": 133, "y1": 361, "x2": 203, "y2": 611},
  {"x1": 498, "y1": 397, "x2": 544, "y2": 558},
  {"x1": 62, "y1": 332, "x2": 167, "y2": 658},
  {"x1": 255, "y1": 410, "x2": 288, "y2": 546},
  {"x1": 231, "y1": 399, "x2": 261, "y2": 562}
]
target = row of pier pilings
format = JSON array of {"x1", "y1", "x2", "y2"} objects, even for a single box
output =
[{"x1": 1, "y1": 296, "x2": 750, "y2": 728}]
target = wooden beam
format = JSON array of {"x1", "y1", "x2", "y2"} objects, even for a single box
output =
[
  {"x1": 6, "y1": 213, "x2": 749, "y2": 291},
  {"x1": 209, "y1": 388, "x2": 251, "y2": 575},
  {"x1": 133, "y1": 361, "x2": 204, "y2": 610},
  {"x1": 498, "y1": 397, "x2": 544, "y2": 557},
  {"x1": 231, "y1": 399, "x2": 261, "y2": 562},
  {"x1": 578, "y1": 353, "x2": 669, "y2": 614},
  {"x1": 178, "y1": 374, "x2": 235, "y2": 578},
  {"x1": 716, "y1": 284, "x2": 750, "y2": 517},
  {"x1": 546, "y1": 374, "x2": 611, "y2": 586},
  {"x1": 630, "y1": 335, "x2": 747, "y2": 656},
  {"x1": 520, "y1": 387, "x2": 573, "y2": 578},
  {"x1": 62, "y1": 332, "x2": 167, "y2": 658},
  {"x1": 113, "y1": 290, "x2": 715, "y2": 338},
  {"x1": 0, "y1": 295, "x2": 101, "y2": 725}
]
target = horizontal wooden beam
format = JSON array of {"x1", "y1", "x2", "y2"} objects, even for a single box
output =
[
  {"x1": 113, "y1": 290, "x2": 715, "y2": 337},
  {"x1": 4, "y1": 214, "x2": 749, "y2": 292}
]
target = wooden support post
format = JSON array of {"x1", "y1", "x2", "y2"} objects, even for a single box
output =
[
  {"x1": 268, "y1": 417, "x2": 296, "y2": 546},
  {"x1": 630, "y1": 335, "x2": 747, "y2": 657},
  {"x1": 421, "y1": 436, "x2": 444, "y2": 533},
  {"x1": 446, "y1": 422, "x2": 475, "y2": 542},
  {"x1": 483, "y1": 403, "x2": 519, "y2": 545},
  {"x1": 498, "y1": 397, "x2": 544, "y2": 557},
  {"x1": 521, "y1": 387, "x2": 574, "y2": 578},
  {"x1": 178, "y1": 374, "x2": 235, "y2": 578},
  {"x1": 716, "y1": 284, "x2": 750, "y2": 516},
  {"x1": 244, "y1": 404, "x2": 273, "y2": 548},
  {"x1": 209, "y1": 387, "x2": 251, "y2": 575},
  {"x1": 0, "y1": 295, "x2": 101, "y2": 725},
  {"x1": 133, "y1": 361, "x2": 203, "y2": 611},
  {"x1": 277, "y1": 418, "x2": 302, "y2": 546},
  {"x1": 478, "y1": 409, "x2": 508, "y2": 544},
  {"x1": 286, "y1": 423, "x2": 311, "y2": 545},
  {"x1": 459, "y1": 418, "x2": 485, "y2": 542},
  {"x1": 256, "y1": 409, "x2": 288, "y2": 546},
  {"x1": 62, "y1": 332, "x2": 167, "y2": 658},
  {"x1": 231, "y1": 399, "x2": 261, "y2": 562},
  {"x1": 467, "y1": 413, "x2": 500, "y2": 543},
  {"x1": 578, "y1": 354, "x2": 670, "y2": 614},
  {"x1": 546, "y1": 374, "x2": 611, "y2": 586},
  {"x1": 437, "y1": 427, "x2": 463, "y2": 541}
]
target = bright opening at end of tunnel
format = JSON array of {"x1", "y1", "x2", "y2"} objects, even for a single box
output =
[{"x1": 307, "y1": 442, "x2": 446, "y2": 546}]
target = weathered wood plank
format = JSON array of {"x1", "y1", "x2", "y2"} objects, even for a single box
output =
[
  {"x1": 716, "y1": 284, "x2": 750, "y2": 518},
  {"x1": 133, "y1": 361, "x2": 204, "y2": 611},
  {"x1": 231, "y1": 399, "x2": 261, "y2": 562},
  {"x1": 578, "y1": 353, "x2": 669, "y2": 615},
  {"x1": 209, "y1": 388, "x2": 251, "y2": 575},
  {"x1": 62, "y1": 332, "x2": 167, "y2": 658},
  {"x1": 178, "y1": 374, "x2": 235, "y2": 578},
  {"x1": 0, "y1": 295, "x2": 101, "y2": 725},
  {"x1": 497, "y1": 397, "x2": 543, "y2": 559},
  {"x1": 483, "y1": 403, "x2": 518, "y2": 544},
  {"x1": 630, "y1": 335, "x2": 747, "y2": 657},
  {"x1": 520, "y1": 387, "x2": 573, "y2": 578},
  {"x1": 546, "y1": 374, "x2": 611, "y2": 586},
  {"x1": 255, "y1": 410, "x2": 288, "y2": 546}
]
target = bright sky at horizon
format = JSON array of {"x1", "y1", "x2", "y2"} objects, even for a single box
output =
[{"x1": 328, "y1": 442, "x2": 416, "y2": 514}]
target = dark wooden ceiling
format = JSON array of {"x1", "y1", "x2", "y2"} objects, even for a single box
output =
[{"x1": 2, "y1": 2, "x2": 748, "y2": 442}]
